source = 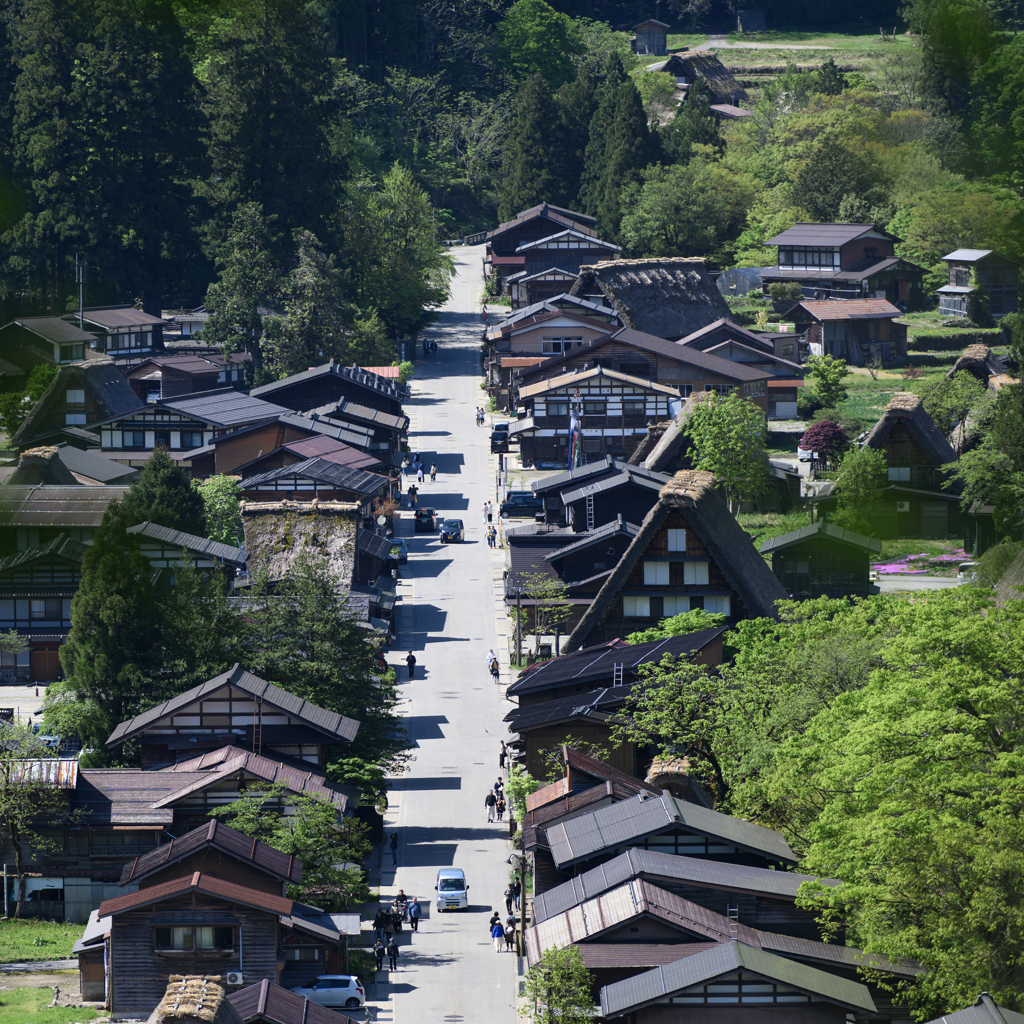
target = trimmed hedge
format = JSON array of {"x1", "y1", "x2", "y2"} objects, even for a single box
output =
[{"x1": 908, "y1": 329, "x2": 1003, "y2": 352}]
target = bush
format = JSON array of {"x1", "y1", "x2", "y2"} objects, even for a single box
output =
[
  {"x1": 911, "y1": 330, "x2": 1002, "y2": 352},
  {"x1": 814, "y1": 407, "x2": 871, "y2": 437},
  {"x1": 800, "y1": 420, "x2": 847, "y2": 456},
  {"x1": 798, "y1": 392, "x2": 824, "y2": 420},
  {"x1": 972, "y1": 539, "x2": 1024, "y2": 588},
  {"x1": 769, "y1": 282, "x2": 804, "y2": 302}
]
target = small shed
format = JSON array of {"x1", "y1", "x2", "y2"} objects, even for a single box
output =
[
  {"x1": 939, "y1": 249, "x2": 1020, "y2": 320},
  {"x1": 632, "y1": 18, "x2": 670, "y2": 55},
  {"x1": 760, "y1": 521, "x2": 881, "y2": 599},
  {"x1": 736, "y1": 9, "x2": 768, "y2": 31}
]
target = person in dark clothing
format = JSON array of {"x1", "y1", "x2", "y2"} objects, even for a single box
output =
[
  {"x1": 485, "y1": 790, "x2": 497, "y2": 822},
  {"x1": 387, "y1": 937, "x2": 399, "y2": 970},
  {"x1": 489, "y1": 910, "x2": 501, "y2": 930},
  {"x1": 406, "y1": 652, "x2": 416, "y2": 679},
  {"x1": 490, "y1": 659, "x2": 500, "y2": 683},
  {"x1": 408, "y1": 897, "x2": 421, "y2": 931},
  {"x1": 373, "y1": 908, "x2": 388, "y2": 942},
  {"x1": 504, "y1": 923, "x2": 515, "y2": 951},
  {"x1": 510, "y1": 879, "x2": 521, "y2": 911},
  {"x1": 391, "y1": 907, "x2": 403, "y2": 933},
  {"x1": 496, "y1": 793, "x2": 506, "y2": 821},
  {"x1": 374, "y1": 940, "x2": 385, "y2": 972},
  {"x1": 389, "y1": 831, "x2": 399, "y2": 866}
]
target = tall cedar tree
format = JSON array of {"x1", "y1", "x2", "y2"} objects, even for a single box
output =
[
  {"x1": 590, "y1": 79, "x2": 655, "y2": 240},
  {"x1": 115, "y1": 446, "x2": 208, "y2": 536},
  {"x1": 498, "y1": 74, "x2": 564, "y2": 222},
  {"x1": 661, "y1": 77, "x2": 724, "y2": 163},
  {"x1": 578, "y1": 57, "x2": 628, "y2": 218},
  {"x1": 54, "y1": 511, "x2": 165, "y2": 749},
  {"x1": 553, "y1": 69, "x2": 598, "y2": 209}
]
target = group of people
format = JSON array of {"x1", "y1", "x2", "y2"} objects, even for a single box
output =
[
  {"x1": 484, "y1": 772, "x2": 507, "y2": 822},
  {"x1": 486, "y1": 649, "x2": 500, "y2": 683},
  {"x1": 402, "y1": 455, "x2": 437, "y2": 484},
  {"x1": 475, "y1": 407, "x2": 487, "y2": 425},
  {"x1": 488, "y1": 907, "x2": 518, "y2": 952},
  {"x1": 422, "y1": 338, "x2": 439, "y2": 357},
  {"x1": 372, "y1": 890, "x2": 422, "y2": 972},
  {"x1": 486, "y1": 524, "x2": 498, "y2": 548}
]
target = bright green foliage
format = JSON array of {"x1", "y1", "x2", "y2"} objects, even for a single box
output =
[
  {"x1": 520, "y1": 944, "x2": 594, "y2": 1024},
  {"x1": 212, "y1": 782, "x2": 372, "y2": 910},
  {"x1": 816, "y1": 56, "x2": 846, "y2": 96},
  {"x1": 805, "y1": 354, "x2": 850, "y2": 409},
  {"x1": 970, "y1": 35, "x2": 1024, "y2": 185},
  {"x1": 116, "y1": 447, "x2": 208, "y2": 537},
  {"x1": 504, "y1": 763, "x2": 541, "y2": 823},
  {"x1": 681, "y1": 391, "x2": 770, "y2": 513},
  {"x1": 625, "y1": 608, "x2": 726, "y2": 644},
  {"x1": 538, "y1": 736, "x2": 610, "y2": 781},
  {"x1": 24, "y1": 364, "x2": 58, "y2": 401},
  {"x1": 919, "y1": 0, "x2": 996, "y2": 115},
  {"x1": 831, "y1": 446, "x2": 887, "y2": 536},
  {"x1": 792, "y1": 139, "x2": 886, "y2": 222},
  {"x1": 920, "y1": 369, "x2": 987, "y2": 452},
  {"x1": 395, "y1": 361, "x2": 414, "y2": 385},
  {"x1": 52, "y1": 514, "x2": 165, "y2": 748},
  {"x1": 496, "y1": 0, "x2": 577, "y2": 89},
  {"x1": 661, "y1": 78, "x2": 724, "y2": 163},
  {"x1": 0, "y1": 393, "x2": 31, "y2": 441},
  {"x1": 193, "y1": 475, "x2": 242, "y2": 545},
  {"x1": 499, "y1": 74, "x2": 564, "y2": 221}
]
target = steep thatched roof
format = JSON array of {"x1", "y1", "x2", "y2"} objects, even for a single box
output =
[
  {"x1": 569, "y1": 258, "x2": 731, "y2": 341},
  {"x1": 240, "y1": 500, "x2": 359, "y2": 585},
  {"x1": 8, "y1": 447, "x2": 79, "y2": 485},
  {"x1": 564, "y1": 471, "x2": 787, "y2": 651},
  {"x1": 645, "y1": 53, "x2": 748, "y2": 104},
  {"x1": 862, "y1": 393, "x2": 957, "y2": 469},
  {"x1": 995, "y1": 548, "x2": 1024, "y2": 605},
  {"x1": 643, "y1": 392, "x2": 716, "y2": 472},
  {"x1": 627, "y1": 421, "x2": 672, "y2": 466},
  {"x1": 147, "y1": 977, "x2": 244, "y2": 1024},
  {"x1": 948, "y1": 343, "x2": 1004, "y2": 384}
]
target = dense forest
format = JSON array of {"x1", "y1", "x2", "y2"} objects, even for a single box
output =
[{"x1": 1, "y1": 0, "x2": 1023, "y2": 373}]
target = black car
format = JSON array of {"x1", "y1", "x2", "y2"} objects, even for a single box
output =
[
  {"x1": 499, "y1": 491, "x2": 544, "y2": 518},
  {"x1": 490, "y1": 431, "x2": 509, "y2": 454},
  {"x1": 414, "y1": 507, "x2": 438, "y2": 532},
  {"x1": 439, "y1": 519, "x2": 465, "y2": 543}
]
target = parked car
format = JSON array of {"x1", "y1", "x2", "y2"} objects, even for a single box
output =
[
  {"x1": 390, "y1": 539, "x2": 408, "y2": 564},
  {"x1": 290, "y1": 976, "x2": 365, "y2": 1010},
  {"x1": 414, "y1": 507, "x2": 438, "y2": 532},
  {"x1": 435, "y1": 867, "x2": 469, "y2": 911},
  {"x1": 957, "y1": 561, "x2": 979, "y2": 585},
  {"x1": 492, "y1": 421, "x2": 510, "y2": 435},
  {"x1": 439, "y1": 518, "x2": 465, "y2": 543},
  {"x1": 797, "y1": 446, "x2": 817, "y2": 462},
  {"x1": 490, "y1": 430, "x2": 509, "y2": 454},
  {"x1": 500, "y1": 491, "x2": 544, "y2": 518}
]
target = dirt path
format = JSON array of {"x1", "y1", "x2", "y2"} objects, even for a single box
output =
[{"x1": 694, "y1": 33, "x2": 835, "y2": 50}]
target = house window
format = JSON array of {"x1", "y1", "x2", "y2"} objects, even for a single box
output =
[
  {"x1": 667, "y1": 529, "x2": 687, "y2": 552},
  {"x1": 66, "y1": 389, "x2": 85, "y2": 406},
  {"x1": 623, "y1": 400, "x2": 646, "y2": 424},
  {"x1": 704, "y1": 595, "x2": 731, "y2": 615},
  {"x1": 284, "y1": 947, "x2": 320, "y2": 960},
  {"x1": 683, "y1": 562, "x2": 709, "y2": 585},
  {"x1": 66, "y1": 413, "x2": 87, "y2": 425},
  {"x1": 679, "y1": 385, "x2": 694, "y2": 397},
  {"x1": 583, "y1": 401, "x2": 606, "y2": 417},
  {"x1": 623, "y1": 595, "x2": 650, "y2": 617},
  {"x1": 154, "y1": 926, "x2": 234, "y2": 951},
  {"x1": 888, "y1": 467, "x2": 911, "y2": 481},
  {"x1": 60, "y1": 344, "x2": 85, "y2": 362},
  {"x1": 180, "y1": 431, "x2": 204, "y2": 449},
  {"x1": 783, "y1": 559, "x2": 810, "y2": 574},
  {"x1": 954, "y1": 268, "x2": 970, "y2": 287},
  {"x1": 30, "y1": 599, "x2": 62, "y2": 620},
  {"x1": 643, "y1": 561, "x2": 669, "y2": 585},
  {"x1": 123, "y1": 430, "x2": 146, "y2": 447},
  {"x1": 782, "y1": 344, "x2": 795, "y2": 358},
  {"x1": 663, "y1": 596, "x2": 690, "y2": 615},
  {"x1": 704, "y1": 385, "x2": 731, "y2": 396}
]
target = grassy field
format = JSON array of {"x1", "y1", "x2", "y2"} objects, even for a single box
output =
[
  {"x1": 665, "y1": 33, "x2": 707, "y2": 51},
  {"x1": 738, "y1": 512, "x2": 812, "y2": 559},
  {"x1": 725, "y1": 28, "x2": 912, "y2": 51},
  {"x1": 0, "y1": 988, "x2": 102, "y2": 1024},
  {"x1": 0, "y1": 919, "x2": 81, "y2": 964}
]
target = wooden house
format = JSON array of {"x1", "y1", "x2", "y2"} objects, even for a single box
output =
[
  {"x1": 632, "y1": 18, "x2": 669, "y2": 55},
  {"x1": 510, "y1": 366, "x2": 679, "y2": 468},
  {"x1": 513, "y1": 327, "x2": 772, "y2": 411},
  {"x1": 634, "y1": 393, "x2": 721, "y2": 476},
  {"x1": 249, "y1": 360, "x2": 408, "y2": 417},
  {"x1": 565, "y1": 472, "x2": 788, "y2": 650},
  {"x1": 489, "y1": 294, "x2": 620, "y2": 350},
  {"x1": 6, "y1": 444, "x2": 138, "y2": 485},
  {"x1": 236, "y1": 435, "x2": 380, "y2": 478},
  {"x1": 11, "y1": 360, "x2": 144, "y2": 450},
  {"x1": 570, "y1": 259, "x2": 732, "y2": 341},
  {"x1": 0, "y1": 484, "x2": 128, "y2": 556},
  {"x1": 760, "y1": 521, "x2": 881, "y2": 599},
  {"x1": 675, "y1": 317, "x2": 804, "y2": 387},
  {"x1": 782, "y1": 299, "x2": 907, "y2": 366},
  {"x1": 62, "y1": 305, "x2": 168, "y2": 361},
  {"x1": 105, "y1": 663, "x2": 360, "y2": 769},
  {"x1": 508, "y1": 268, "x2": 584, "y2": 309},
  {"x1": 301, "y1": 398, "x2": 407, "y2": 465},
  {"x1": 127, "y1": 522, "x2": 247, "y2": 575},
  {"x1": 0, "y1": 317, "x2": 101, "y2": 370},
  {"x1": 857, "y1": 394, "x2": 962, "y2": 538},
  {"x1": 239, "y1": 461, "x2": 391, "y2": 516},
  {"x1": 642, "y1": 51, "x2": 747, "y2": 104},
  {"x1": 92, "y1": 390, "x2": 290, "y2": 465},
  {"x1": 506, "y1": 229, "x2": 621, "y2": 307},
  {"x1": 938, "y1": 248, "x2": 1019, "y2": 319},
  {"x1": 229, "y1": 980, "x2": 360, "y2": 1024},
  {"x1": 919, "y1": 994, "x2": 1024, "y2": 1024},
  {"x1": 185, "y1": 416, "x2": 376, "y2": 480},
  {"x1": 126, "y1": 355, "x2": 224, "y2": 401},
  {"x1": 764, "y1": 223, "x2": 925, "y2": 307},
  {"x1": 493, "y1": 308, "x2": 618, "y2": 357}
]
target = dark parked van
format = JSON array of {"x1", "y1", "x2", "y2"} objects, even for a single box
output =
[{"x1": 500, "y1": 491, "x2": 544, "y2": 518}]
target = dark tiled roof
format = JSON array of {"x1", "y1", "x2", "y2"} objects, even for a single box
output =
[
  {"x1": 277, "y1": 413, "x2": 375, "y2": 449},
  {"x1": 106, "y1": 663, "x2": 360, "y2": 747},
  {"x1": 127, "y1": 521, "x2": 247, "y2": 565},
  {"x1": 920, "y1": 994, "x2": 1024, "y2": 1024},
  {"x1": 579, "y1": 943, "x2": 717, "y2": 969},
  {"x1": 760, "y1": 520, "x2": 881, "y2": 555},
  {"x1": 99, "y1": 871, "x2": 293, "y2": 917},
  {"x1": 229, "y1": 980, "x2": 358, "y2": 1024},
  {"x1": 161, "y1": 390, "x2": 290, "y2": 428},
  {"x1": 676, "y1": 317, "x2": 774, "y2": 353},
  {"x1": 545, "y1": 791, "x2": 798, "y2": 868},
  {"x1": 530, "y1": 457, "x2": 615, "y2": 494},
  {"x1": 250, "y1": 360, "x2": 408, "y2": 404},
  {"x1": 509, "y1": 629, "x2": 723, "y2": 696},
  {"x1": 0, "y1": 485, "x2": 128, "y2": 529},
  {"x1": 358, "y1": 528, "x2": 392, "y2": 561},
  {"x1": 73, "y1": 305, "x2": 167, "y2": 329},
  {"x1": 241, "y1": 459, "x2": 389, "y2": 496},
  {"x1": 766, "y1": 223, "x2": 896, "y2": 247},
  {"x1": 599, "y1": 941, "x2": 877, "y2": 1018},
  {"x1": 544, "y1": 518, "x2": 640, "y2": 561},
  {"x1": 72, "y1": 768, "x2": 203, "y2": 825},
  {"x1": 52, "y1": 444, "x2": 138, "y2": 484},
  {"x1": 282, "y1": 435, "x2": 379, "y2": 468},
  {"x1": 505, "y1": 684, "x2": 633, "y2": 731},
  {"x1": 119, "y1": 819, "x2": 302, "y2": 887},
  {"x1": 560, "y1": 469, "x2": 665, "y2": 506},
  {"x1": 525, "y1": 781, "x2": 640, "y2": 834},
  {"x1": 127, "y1": 355, "x2": 221, "y2": 375},
  {"x1": 0, "y1": 533, "x2": 86, "y2": 575},
  {"x1": 785, "y1": 298, "x2": 903, "y2": 321},
  {"x1": 308, "y1": 398, "x2": 408, "y2": 432},
  {"x1": 3, "y1": 316, "x2": 95, "y2": 344},
  {"x1": 486, "y1": 204, "x2": 597, "y2": 242},
  {"x1": 533, "y1": 848, "x2": 836, "y2": 923}
]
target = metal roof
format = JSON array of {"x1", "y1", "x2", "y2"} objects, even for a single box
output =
[
  {"x1": 278, "y1": 412, "x2": 375, "y2": 449},
  {"x1": 72, "y1": 767, "x2": 204, "y2": 825},
  {"x1": 161, "y1": 390, "x2": 290, "y2": 427},
  {"x1": 71, "y1": 910, "x2": 111, "y2": 953},
  {"x1": 760, "y1": 520, "x2": 882, "y2": 555},
  {"x1": 241, "y1": 459, "x2": 389, "y2": 495},
  {"x1": 106, "y1": 663, "x2": 360, "y2": 747},
  {"x1": 924, "y1": 994, "x2": 1024, "y2": 1024},
  {"x1": 52, "y1": 445, "x2": 138, "y2": 484},
  {"x1": 0, "y1": 533, "x2": 86, "y2": 575},
  {"x1": 506, "y1": 684, "x2": 634, "y2": 731},
  {"x1": 533, "y1": 848, "x2": 836, "y2": 923},
  {"x1": 543, "y1": 518, "x2": 640, "y2": 561},
  {"x1": 281, "y1": 435, "x2": 379, "y2": 468},
  {"x1": 531, "y1": 457, "x2": 615, "y2": 494},
  {"x1": 229, "y1": 979, "x2": 359, "y2": 1024},
  {"x1": 516, "y1": 229, "x2": 621, "y2": 253},
  {"x1": 308, "y1": 398, "x2": 408, "y2": 432},
  {"x1": 545, "y1": 792, "x2": 798, "y2": 868},
  {"x1": 942, "y1": 248, "x2": 998, "y2": 262},
  {"x1": 358, "y1": 528, "x2": 392, "y2": 561},
  {"x1": 249, "y1": 359, "x2": 408, "y2": 403},
  {"x1": 786, "y1": 299, "x2": 903, "y2": 321},
  {"x1": 99, "y1": 870, "x2": 293, "y2": 918},
  {"x1": 518, "y1": 364, "x2": 681, "y2": 400},
  {"x1": 766, "y1": 223, "x2": 895, "y2": 247},
  {"x1": 127, "y1": 521, "x2": 246, "y2": 565},
  {"x1": 560, "y1": 470, "x2": 666, "y2": 506},
  {"x1": 72, "y1": 305, "x2": 167, "y2": 329},
  {"x1": 0, "y1": 485, "x2": 128, "y2": 528},
  {"x1": 2, "y1": 317, "x2": 96, "y2": 343},
  {"x1": 599, "y1": 941, "x2": 877, "y2": 1018},
  {"x1": 119, "y1": 819, "x2": 302, "y2": 887}
]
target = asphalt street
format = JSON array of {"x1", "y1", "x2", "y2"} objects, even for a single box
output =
[{"x1": 380, "y1": 245, "x2": 519, "y2": 1024}]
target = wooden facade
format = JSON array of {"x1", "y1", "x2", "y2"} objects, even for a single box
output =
[
  {"x1": 761, "y1": 523, "x2": 881, "y2": 600},
  {"x1": 938, "y1": 249, "x2": 1020, "y2": 319},
  {"x1": 784, "y1": 299, "x2": 908, "y2": 366}
]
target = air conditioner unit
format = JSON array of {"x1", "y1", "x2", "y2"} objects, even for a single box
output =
[
  {"x1": 225, "y1": 973, "x2": 244, "y2": 987},
  {"x1": 896, "y1": 501, "x2": 910, "y2": 513}
]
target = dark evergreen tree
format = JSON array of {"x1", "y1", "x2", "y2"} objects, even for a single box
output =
[
  {"x1": 115, "y1": 447, "x2": 208, "y2": 537},
  {"x1": 817, "y1": 57, "x2": 847, "y2": 96},
  {"x1": 661, "y1": 77, "x2": 724, "y2": 164},
  {"x1": 792, "y1": 141, "x2": 884, "y2": 222},
  {"x1": 498, "y1": 74, "x2": 563, "y2": 222},
  {"x1": 554, "y1": 69, "x2": 598, "y2": 209},
  {"x1": 578, "y1": 57, "x2": 628, "y2": 218}
]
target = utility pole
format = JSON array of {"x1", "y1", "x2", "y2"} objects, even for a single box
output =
[{"x1": 75, "y1": 253, "x2": 85, "y2": 330}]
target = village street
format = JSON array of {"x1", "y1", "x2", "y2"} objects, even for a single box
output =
[{"x1": 376, "y1": 245, "x2": 519, "y2": 1024}]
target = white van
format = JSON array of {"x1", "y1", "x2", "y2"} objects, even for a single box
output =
[{"x1": 435, "y1": 867, "x2": 469, "y2": 911}]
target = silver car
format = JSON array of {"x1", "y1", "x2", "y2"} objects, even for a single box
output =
[{"x1": 289, "y1": 976, "x2": 365, "y2": 1009}]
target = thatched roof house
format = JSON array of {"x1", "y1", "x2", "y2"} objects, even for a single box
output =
[
  {"x1": 947, "y1": 343, "x2": 1005, "y2": 386},
  {"x1": 862, "y1": 393, "x2": 957, "y2": 469},
  {"x1": 642, "y1": 391, "x2": 717, "y2": 473},
  {"x1": 240, "y1": 499, "x2": 359, "y2": 584},
  {"x1": 146, "y1": 976, "x2": 245, "y2": 1024},
  {"x1": 569, "y1": 258, "x2": 731, "y2": 341},
  {"x1": 8, "y1": 446, "x2": 80, "y2": 485},
  {"x1": 643, "y1": 52, "x2": 749, "y2": 105},
  {"x1": 564, "y1": 471, "x2": 787, "y2": 651}
]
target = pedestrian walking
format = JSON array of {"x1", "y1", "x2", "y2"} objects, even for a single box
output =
[
  {"x1": 489, "y1": 910, "x2": 501, "y2": 930},
  {"x1": 485, "y1": 789, "x2": 497, "y2": 822},
  {"x1": 431, "y1": 340, "x2": 438, "y2": 354},
  {"x1": 490, "y1": 659, "x2": 500, "y2": 684},
  {"x1": 387, "y1": 937, "x2": 399, "y2": 970},
  {"x1": 499, "y1": 740, "x2": 507, "y2": 770},
  {"x1": 382, "y1": 910, "x2": 394, "y2": 939},
  {"x1": 494, "y1": 776, "x2": 504, "y2": 797},
  {"x1": 482, "y1": 501, "x2": 488, "y2": 524},
  {"x1": 511, "y1": 879, "x2": 521, "y2": 911},
  {"x1": 389, "y1": 831, "x2": 399, "y2": 866},
  {"x1": 408, "y1": 897, "x2": 421, "y2": 931},
  {"x1": 373, "y1": 908, "x2": 388, "y2": 942},
  {"x1": 401, "y1": 457, "x2": 409, "y2": 477},
  {"x1": 496, "y1": 793, "x2": 506, "y2": 821},
  {"x1": 504, "y1": 923, "x2": 516, "y2": 952},
  {"x1": 416, "y1": 466, "x2": 424, "y2": 483},
  {"x1": 430, "y1": 463, "x2": 437, "y2": 483},
  {"x1": 374, "y1": 940, "x2": 385, "y2": 972},
  {"x1": 504, "y1": 886, "x2": 514, "y2": 915},
  {"x1": 391, "y1": 906, "x2": 403, "y2": 933},
  {"x1": 491, "y1": 919, "x2": 505, "y2": 952},
  {"x1": 406, "y1": 651, "x2": 416, "y2": 679},
  {"x1": 486, "y1": 501, "x2": 493, "y2": 524}
]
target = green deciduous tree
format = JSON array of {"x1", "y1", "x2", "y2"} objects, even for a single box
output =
[
  {"x1": 805, "y1": 354, "x2": 850, "y2": 409},
  {"x1": 920, "y1": 369, "x2": 987, "y2": 452},
  {"x1": 970, "y1": 34, "x2": 1024, "y2": 185},
  {"x1": 625, "y1": 607, "x2": 726, "y2": 644},
  {"x1": 681, "y1": 391, "x2": 770, "y2": 513},
  {"x1": 193, "y1": 475, "x2": 243, "y2": 545},
  {"x1": 520, "y1": 944, "x2": 594, "y2": 1024},
  {"x1": 919, "y1": 0, "x2": 996, "y2": 116},
  {"x1": 830, "y1": 446, "x2": 888, "y2": 536},
  {"x1": 496, "y1": 0, "x2": 577, "y2": 89},
  {"x1": 792, "y1": 138, "x2": 887, "y2": 222},
  {"x1": 661, "y1": 77, "x2": 724, "y2": 163},
  {"x1": 116, "y1": 447, "x2": 208, "y2": 537}
]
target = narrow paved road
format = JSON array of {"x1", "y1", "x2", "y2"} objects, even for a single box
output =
[{"x1": 383, "y1": 245, "x2": 518, "y2": 1024}]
